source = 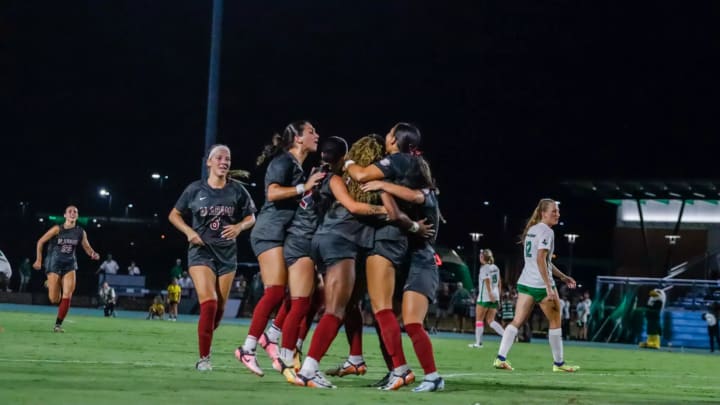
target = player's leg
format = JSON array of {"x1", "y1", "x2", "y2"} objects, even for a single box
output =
[
  {"x1": 471, "y1": 305, "x2": 487, "y2": 347},
  {"x1": 539, "y1": 295, "x2": 578, "y2": 372},
  {"x1": 486, "y1": 307, "x2": 504, "y2": 337},
  {"x1": 189, "y1": 265, "x2": 218, "y2": 371},
  {"x1": 495, "y1": 292, "x2": 535, "y2": 370},
  {"x1": 52, "y1": 271, "x2": 76, "y2": 332}
]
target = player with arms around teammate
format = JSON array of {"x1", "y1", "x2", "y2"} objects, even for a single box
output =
[
  {"x1": 237, "y1": 121, "x2": 325, "y2": 376},
  {"x1": 494, "y1": 199, "x2": 579, "y2": 372},
  {"x1": 169, "y1": 144, "x2": 257, "y2": 371},
  {"x1": 469, "y1": 249, "x2": 505, "y2": 348},
  {"x1": 33, "y1": 205, "x2": 100, "y2": 332}
]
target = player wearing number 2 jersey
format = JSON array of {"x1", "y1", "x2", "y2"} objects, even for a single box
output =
[
  {"x1": 169, "y1": 144, "x2": 257, "y2": 371},
  {"x1": 494, "y1": 198, "x2": 579, "y2": 373}
]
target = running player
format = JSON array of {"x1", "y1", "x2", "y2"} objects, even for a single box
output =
[
  {"x1": 469, "y1": 249, "x2": 505, "y2": 348},
  {"x1": 169, "y1": 144, "x2": 257, "y2": 371},
  {"x1": 494, "y1": 198, "x2": 579, "y2": 372},
  {"x1": 236, "y1": 122, "x2": 325, "y2": 376},
  {"x1": 32, "y1": 205, "x2": 100, "y2": 332}
]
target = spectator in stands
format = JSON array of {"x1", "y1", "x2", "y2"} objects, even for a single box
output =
[
  {"x1": 18, "y1": 258, "x2": 32, "y2": 292},
  {"x1": 0, "y1": 250, "x2": 12, "y2": 292},
  {"x1": 702, "y1": 303, "x2": 720, "y2": 352},
  {"x1": 576, "y1": 291, "x2": 592, "y2": 341},
  {"x1": 96, "y1": 254, "x2": 119, "y2": 284},
  {"x1": 98, "y1": 281, "x2": 116, "y2": 317},
  {"x1": 178, "y1": 271, "x2": 194, "y2": 289},
  {"x1": 127, "y1": 261, "x2": 141, "y2": 276},
  {"x1": 167, "y1": 277, "x2": 181, "y2": 321},
  {"x1": 147, "y1": 295, "x2": 165, "y2": 320},
  {"x1": 432, "y1": 282, "x2": 451, "y2": 333},
  {"x1": 560, "y1": 295, "x2": 571, "y2": 340},
  {"x1": 450, "y1": 281, "x2": 472, "y2": 333},
  {"x1": 170, "y1": 258, "x2": 183, "y2": 280},
  {"x1": 501, "y1": 291, "x2": 515, "y2": 329}
]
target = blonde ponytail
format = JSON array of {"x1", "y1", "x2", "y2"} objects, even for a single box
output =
[{"x1": 520, "y1": 198, "x2": 556, "y2": 243}]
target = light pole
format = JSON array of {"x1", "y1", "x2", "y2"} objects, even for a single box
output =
[
  {"x1": 99, "y1": 188, "x2": 112, "y2": 214},
  {"x1": 469, "y1": 232, "x2": 483, "y2": 287},
  {"x1": 564, "y1": 234, "x2": 579, "y2": 277},
  {"x1": 125, "y1": 203, "x2": 134, "y2": 217},
  {"x1": 151, "y1": 173, "x2": 169, "y2": 187}
]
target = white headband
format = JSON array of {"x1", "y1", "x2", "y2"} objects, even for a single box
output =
[{"x1": 208, "y1": 144, "x2": 231, "y2": 160}]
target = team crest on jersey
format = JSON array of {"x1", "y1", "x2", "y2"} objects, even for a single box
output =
[
  {"x1": 299, "y1": 190, "x2": 314, "y2": 210},
  {"x1": 379, "y1": 158, "x2": 390, "y2": 167}
]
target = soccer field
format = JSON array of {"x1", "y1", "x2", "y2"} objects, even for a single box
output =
[{"x1": 1, "y1": 307, "x2": 718, "y2": 405}]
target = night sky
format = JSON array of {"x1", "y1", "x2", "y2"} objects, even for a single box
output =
[{"x1": 3, "y1": 1, "x2": 720, "y2": 273}]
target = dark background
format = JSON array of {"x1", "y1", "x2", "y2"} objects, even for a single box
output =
[{"x1": 2, "y1": 1, "x2": 719, "y2": 292}]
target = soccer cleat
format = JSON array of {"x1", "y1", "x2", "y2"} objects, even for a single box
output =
[
  {"x1": 493, "y1": 358, "x2": 513, "y2": 371},
  {"x1": 468, "y1": 343, "x2": 484, "y2": 348},
  {"x1": 369, "y1": 372, "x2": 392, "y2": 387},
  {"x1": 196, "y1": 356, "x2": 212, "y2": 371},
  {"x1": 553, "y1": 363, "x2": 580, "y2": 372},
  {"x1": 294, "y1": 371, "x2": 337, "y2": 389},
  {"x1": 53, "y1": 325, "x2": 64, "y2": 333},
  {"x1": 235, "y1": 347, "x2": 265, "y2": 377},
  {"x1": 326, "y1": 360, "x2": 368, "y2": 377},
  {"x1": 293, "y1": 350, "x2": 302, "y2": 372},
  {"x1": 278, "y1": 359, "x2": 297, "y2": 384},
  {"x1": 259, "y1": 332, "x2": 281, "y2": 371},
  {"x1": 412, "y1": 377, "x2": 445, "y2": 393},
  {"x1": 378, "y1": 369, "x2": 415, "y2": 391}
]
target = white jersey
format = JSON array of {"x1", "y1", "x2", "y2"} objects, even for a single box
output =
[
  {"x1": 517, "y1": 222, "x2": 555, "y2": 289},
  {"x1": 477, "y1": 264, "x2": 500, "y2": 302}
]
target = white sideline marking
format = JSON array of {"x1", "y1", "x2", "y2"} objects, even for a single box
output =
[{"x1": 0, "y1": 358, "x2": 231, "y2": 369}]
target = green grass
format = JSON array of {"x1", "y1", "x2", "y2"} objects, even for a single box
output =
[{"x1": 1, "y1": 310, "x2": 718, "y2": 405}]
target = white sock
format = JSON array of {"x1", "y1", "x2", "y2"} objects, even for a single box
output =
[
  {"x1": 548, "y1": 328, "x2": 563, "y2": 364},
  {"x1": 296, "y1": 338, "x2": 304, "y2": 352},
  {"x1": 490, "y1": 321, "x2": 505, "y2": 336},
  {"x1": 266, "y1": 323, "x2": 282, "y2": 343},
  {"x1": 300, "y1": 357, "x2": 319, "y2": 379},
  {"x1": 475, "y1": 321, "x2": 484, "y2": 345},
  {"x1": 393, "y1": 364, "x2": 409, "y2": 375},
  {"x1": 498, "y1": 324, "x2": 518, "y2": 359},
  {"x1": 242, "y1": 336, "x2": 258, "y2": 352},
  {"x1": 279, "y1": 347, "x2": 294, "y2": 364},
  {"x1": 425, "y1": 371, "x2": 439, "y2": 381},
  {"x1": 348, "y1": 355, "x2": 364, "y2": 365}
]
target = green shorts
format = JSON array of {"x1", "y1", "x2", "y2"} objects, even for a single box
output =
[
  {"x1": 517, "y1": 284, "x2": 555, "y2": 302},
  {"x1": 477, "y1": 301, "x2": 498, "y2": 309}
]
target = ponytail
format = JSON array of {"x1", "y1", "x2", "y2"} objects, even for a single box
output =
[
  {"x1": 255, "y1": 121, "x2": 309, "y2": 166},
  {"x1": 480, "y1": 249, "x2": 495, "y2": 265},
  {"x1": 520, "y1": 198, "x2": 556, "y2": 243}
]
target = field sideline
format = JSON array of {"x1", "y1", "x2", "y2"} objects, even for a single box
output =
[{"x1": 1, "y1": 305, "x2": 718, "y2": 405}]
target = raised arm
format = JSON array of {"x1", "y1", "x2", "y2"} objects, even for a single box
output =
[
  {"x1": 168, "y1": 208, "x2": 204, "y2": 246},
  {"x1": 361, "y1": 180, "x2": 424, "y2": 204},
  {"x1": 33, "y1": 225, "x2": 59, "y2": 270},
  {"x1": 329, "y1": 175, "x2": 386, "y2": 216},
  {"x1": 345, "y1": 162, "x2": 386, "y2": 183},
  {"x1": 267, "y1": 171, "x2": 325, "y2": 202},
  {"x1": 81, "y1": 230, "x2": 100, "y2": 260}
]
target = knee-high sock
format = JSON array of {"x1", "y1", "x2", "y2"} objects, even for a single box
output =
[
  {"x1": 405, "y1": 322, "x2": 437, "y2": 374},
  {"x1": 548, "y1": 328, "x2": 564, "y2": 364},
  {"x1": 490, "y1": 320, "x2": 505, "y2": 336},
  {"x1": 498, "y1": 324, "x2": 518, "y2": 360},
  {"x1": 298, "y1": 295, "x2": 320, "y2": 348},
  {"x1": 281, "y1": 297, "x2": 311, "y2": 354},
  {"x1": 213, "y1": 306, "x2": 224, "y2": 330},
  {"x1": 374, "y1": 320, "x2": 393, "y2": 371},
  {"x1": 272, "y1": 295, "x2": 291, "y2": 331},
  {"x1": 344, "y1": 304, "x2": 364, "y2": 357},
  {"x1": 247, "y1": 286, "x2": 286, "y2": 341},
  {"x1": 56, "y1": 298, "x2": 71, "y2": 325},
  {"x1": 199, "y1": 300, "x2": 218, "y2": 358},
  {"x1": 475, "y1": 321, "x2": 484, "y2": 345},
  {"x1": 374, "y1": 309, "x2": 406, "y2": 368},
  {"x1": 306, "y1": 313, "x2": 343, "y2": 363}
]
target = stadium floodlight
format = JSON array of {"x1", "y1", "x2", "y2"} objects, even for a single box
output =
[
  {"x1": 664, "y1": 235, "x2": 681, "y2": 245},
  {"x1": 99, "y1": 188, "x2": 112, "y2": 213}
]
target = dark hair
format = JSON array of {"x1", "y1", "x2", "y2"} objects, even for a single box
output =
[
  {"x1": 314, "y1": 136, "x2": 349, "y2": 217},
  {"x1": 320, "y1": 136, "x2": 348, "y2": 168},
  {"x1": 255, "y1": 121, "x2": 309, "y2": 166},
  {"x1": 393, "y1": 122, "x2": 421, "y2": 154}
]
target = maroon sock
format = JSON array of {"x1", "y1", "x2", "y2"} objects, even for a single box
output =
[
  {"x1": 405, "y1": 322, "x2": 437, "y2": 374},
  {"x1": 198, "y1": 300, "x2": 218, "y2": 358},
  {"x1": 281, "y1": 297, "x2": 311, "y2": 351},
  {"x1": 374, "y1": 320, "x2": 393, "y2": 371},
  {"x1": 344, "y1": 304, "x2": 364, "y2": 357},
  {"x1": 213, "y1": 307, "x2": 224, "y2": 330},
  {"x1": 307, "y1": 314, "x2": 342, "y2": 361},
  {"x1": 248, "y1": 285, "x2": 285, "y2": 338},
  {"x1": 56, "y1": 298, "x2": 71, "y2": 323},
  {"x1": 273, "y1": 294, "x2": 291, "y2": 330},
  {"x1": 375, "y1": 309, "x2": 406, "y2": 368},
  {"x1": 298, "y1": 298, "x2": 319, "y2": 343}
]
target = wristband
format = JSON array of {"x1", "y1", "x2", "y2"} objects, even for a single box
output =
[
  {"x1": 296, "y1": 184, "x2": 306, "y2": 195},
  {"x1": 343, "y1": 160, "x2": 356, "y2": 171},
  {"x1": 409, "y1": 221, "x2": 420, "y2": 233}
]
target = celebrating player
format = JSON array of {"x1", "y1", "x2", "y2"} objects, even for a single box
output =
[
  {"x1": 33, "y1": 205, "x2": 100, "y2": 332},
  {"x1": 493, "y1": 198, "x2": 579, "y2": 372},
  {"x1": 469, "y1": 249, "x2": 505, "y2": 348},
  {"x1": 169, "y1": 144, "x2": 256, "y2": 371}
]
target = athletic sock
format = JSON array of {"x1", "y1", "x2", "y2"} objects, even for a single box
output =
[
  {"x1": 490, "y1": 320, "x2": 505, "y2": 336},
  {"x1": 57, "y1": 297, "x2": 71, "y2": 324},
  {"x1": 475, "y1": 321, "x2": 484, "y2": 345},
  {"x1": 548, "y1": 328, "x2": 564, "y2": 364},
  {"x1": 498, "y1": 324, "x2": 518, "y2": 359},
  {"x1": 345, "y1": 303, "x2": 364, "y2": 357},
  {"x1": 375, "y1": 309, "x2": 406, "y2": 369},
  {"x1": 198, "y1": 300, "x2": 218, "y2": 358},
  {"x1": 247, "y1": 285, "x2": 286, "y2": 342},
  {"x1": 306, "y1": 314, "x2": 343, "y2": 363},
  {"x1": 281, "y1": 297, "x2": 311, "y2": 352},
  {"x1": 405, "y1": 322, "x2": 437, "y2": 374}
]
